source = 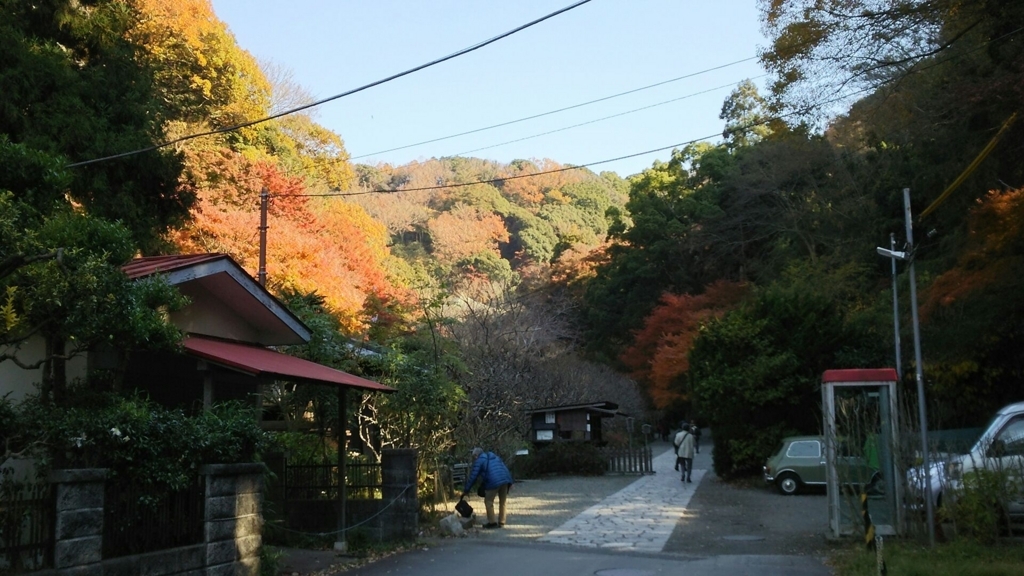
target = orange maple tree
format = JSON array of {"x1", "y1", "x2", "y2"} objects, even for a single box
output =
[
  {"x1": 171, "y1": 150, "x2": 413, "y2": 334},
  {"x1": 922, "y1": 187, "x2": 1024, "y2": 319},
  {"x1": 621, "y1": 281, "x2": 750, "y2": 408},
  {"x1": 427, "y1": 205, "x2": 510, "y2": 263}
]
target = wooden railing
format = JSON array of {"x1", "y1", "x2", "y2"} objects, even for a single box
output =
[{"x1": 599, "y1": 446, "x2": 654, "y2": 475}]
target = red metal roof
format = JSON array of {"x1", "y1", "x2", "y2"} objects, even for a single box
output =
[
  {"x1": 183, "y1": 336, "x2": 394, "y2": 392},
  {"x1": 123, "y1": 254, "x2": 231, "y2": 279},
  {"x1": 822, "y1": 368, "x2": 899, "y2": 383}
]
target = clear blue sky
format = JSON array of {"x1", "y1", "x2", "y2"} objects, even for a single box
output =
[{"x1": 210, "y1": 0, "x2": 768, "y2": 178}]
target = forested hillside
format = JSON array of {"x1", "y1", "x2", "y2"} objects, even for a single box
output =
[
  {"x1": 581, "y1": 0, "x2": 1024, "y2": 475},
  {"x1": 3, "y1": 0, "x2": 1024, "y2": 480}
]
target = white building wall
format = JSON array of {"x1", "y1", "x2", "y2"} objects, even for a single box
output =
[{"x1": 0, "y1": 337, "x2": 88, "y2": 403}]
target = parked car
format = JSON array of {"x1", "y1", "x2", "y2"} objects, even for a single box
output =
[
  {"x1": 907, "y1": 401, "x2": 1024, "y2": 524},
  {"x1": 763, "y1": 435, "x2": 881, "y2": 495}
]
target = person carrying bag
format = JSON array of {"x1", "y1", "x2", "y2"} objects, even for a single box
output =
[
  {"x1": 674, "y1": 422, "x2": 696, "y2": 483},
  {"x1": 462, "y1": 447, "x2": 514, "y2": 528}
]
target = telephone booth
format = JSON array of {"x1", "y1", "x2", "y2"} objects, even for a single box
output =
[{"x1": 822, "y1": 368, "x2": 903, "y2": 538}]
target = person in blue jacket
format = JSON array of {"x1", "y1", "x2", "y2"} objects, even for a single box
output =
[{"x1": 461, "y1": 447, "x2": 514, "y2": 528}]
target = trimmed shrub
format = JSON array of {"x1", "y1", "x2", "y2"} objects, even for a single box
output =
[{"x1": 518, "y1": 442, "x2": 606, "y2": 477}]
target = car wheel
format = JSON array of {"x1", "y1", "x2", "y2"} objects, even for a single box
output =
[{"x1": 777, "y1": 473, "x2": 801, "y2": 495}]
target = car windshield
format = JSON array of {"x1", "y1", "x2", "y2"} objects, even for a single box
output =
[{"x1": 971, "y1": 414, "x2": 1003, "y2": 452}]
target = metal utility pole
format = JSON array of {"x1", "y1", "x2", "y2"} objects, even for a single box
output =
[
  {"x1": 889, "y1": 233, "x2": 903, "y2": 381},
  {"x1": 903, "y1": 188, "x2": 935, "y2": 548},
  {"x1": 875, "y1": 189, "x2": 934, "y2": 547},
  {"x1": 258, "y1": 187, "x2": 269, "y2": 286}
]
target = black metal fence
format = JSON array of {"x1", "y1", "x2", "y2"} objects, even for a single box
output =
[
  {"x1": 599, "y1": 446, "x2": 654, "y2": 475},
  {"x1": 102, "y1": 477, "x2": 205, "y2": 558},
  {"x1": 0, "y1": 480, "x2": 53, "y2": 573},
  {"x1": 284, "y1": 459, "x2": 383, "y2": 501}
]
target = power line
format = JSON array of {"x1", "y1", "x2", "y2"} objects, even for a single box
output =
[
  {"x1": 277, "y1": 85, "x2": 876, "y2": 199},
  {"x1": 66, "y1": 0, "x2": 595, "y2": 168},
  {"x1": 350, "y1": 56, "x2": 759, "y2": 159},
  {"x1": 452, "y1": 76, "x2": 765, "y2": 157},
  {"x1": 224, "y1": 72, "x2": 765, "y2": 190}
]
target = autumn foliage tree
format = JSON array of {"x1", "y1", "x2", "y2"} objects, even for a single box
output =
[{"x1": 620, "y1": 281, "x2": 750, "y2": 409}]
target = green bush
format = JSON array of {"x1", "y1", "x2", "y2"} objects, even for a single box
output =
[
  {"x1": 943, "y1": 469, "x2": 1016, "y2": 543},
  {"x1": 10, "y1": 393, "x2": 267, "y2": 492},
  {"x1": 518, "y1": 442, "x2": 606, "y2": 476}
]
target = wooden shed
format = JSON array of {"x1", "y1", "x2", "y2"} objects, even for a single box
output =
[{"x1": 526, "y1": 401, "x2": 622, "y2": 444}]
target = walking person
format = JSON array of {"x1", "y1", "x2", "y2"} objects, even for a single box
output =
[
  {"x1": 462, "y1": 447, "x2": 514, "y2": 528},
  {"x1": 673, "y1": 420, "x2": 688, "y2": 471},
  {"x1": 674, "y1": 423, "x2": 695, "y2": 483},
  {"x1": 691, "y1": 422, "x2": 703, "y2": 454}
]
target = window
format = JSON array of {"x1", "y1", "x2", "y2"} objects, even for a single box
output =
[
  {"x1": 787, "y1": 441, "x2": 821, "y2": 458},
  {"x1": 545, "y1": 412, "x2": 556, "y2": 424},
  {"x1": 536, "y1": 430, "x2": 554, "y2": 441},
  {"x1": 996, "y1": 416, "x2": 1024, "y2": 456}
]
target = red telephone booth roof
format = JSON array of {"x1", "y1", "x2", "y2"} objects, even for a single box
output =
[{"x1": 822, "y1": 368, "x2": 898, "y2": 383}]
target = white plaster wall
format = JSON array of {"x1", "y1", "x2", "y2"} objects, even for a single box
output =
[{"x1": 0, "y1": 336, "x2": 88, "y2": 403}]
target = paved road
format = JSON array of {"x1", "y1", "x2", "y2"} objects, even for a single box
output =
[
  {"x1": 324, "y1": 436, "x2": 832, "y2": 575},
  {"x1": 538, "y1": 449, "x2": 705, "y2": 551}
]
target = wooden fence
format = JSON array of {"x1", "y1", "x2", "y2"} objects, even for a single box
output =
[
  {"x1": 599, "y1": 446, "x2": 654, "y2": 475},
  {"x1": 0, "y1": 480, "x2": 52, "y2": 573}
]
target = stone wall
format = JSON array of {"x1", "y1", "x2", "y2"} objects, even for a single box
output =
[{"x1": 36, "y1": 464, "x2": 264, "y2": 576}]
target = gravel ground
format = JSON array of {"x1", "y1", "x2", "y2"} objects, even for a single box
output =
[
  {"x1": 662, "y1": 466, "x2": 835, "y2": 558},
  {"x1": 450, "y1": 473, "x2": 641, "y2": 541}
]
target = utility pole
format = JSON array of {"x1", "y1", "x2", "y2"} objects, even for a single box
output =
[
  {"x1": 889, "y1": 233, "x2": 903, "y2": 381},
  {"x1": 903, "y1": 188, "x2": 935, "y2": 548},
  {"x1": 875, "y1": 189, "x2": 934, "y2": 547},
  {"x1": 258, "y1": 187, "x2": 268, "y2": 286}
]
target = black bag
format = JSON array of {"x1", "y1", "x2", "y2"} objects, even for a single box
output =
[
  {"x1": 455, "y1": 498, "x2": 473, "y2": 518},
  {"x1": 477, "y1": 484, "x2": 486, "y2": 498}
]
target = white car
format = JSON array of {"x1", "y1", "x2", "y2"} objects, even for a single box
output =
[{"x1": 908, "y1": 401, "x2": 1024, "y2": 524}]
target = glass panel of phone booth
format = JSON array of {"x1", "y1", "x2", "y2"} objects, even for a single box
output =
[{"x1": 823, "y1": 380, "x2": 901, "y2": 538}]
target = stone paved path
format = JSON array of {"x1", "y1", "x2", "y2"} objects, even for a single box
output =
[{"x1": 538, "y1": 444, "x2": 708, "y2": 551}]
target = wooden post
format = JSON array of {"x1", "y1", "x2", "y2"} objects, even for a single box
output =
[
  {"x1": 335, "y1": 387, "x2": 348, "y2": 551},
  {"x1": 258, "y1": 187, "x2": 268, "y2": 287}
]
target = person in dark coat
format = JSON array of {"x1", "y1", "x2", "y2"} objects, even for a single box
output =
[
  {"x1": 691, "y1": 422, "x2": 703, "y2": 454},
  {"x1": 462, "y1": 447, "x2": 514, "y2": 528}
]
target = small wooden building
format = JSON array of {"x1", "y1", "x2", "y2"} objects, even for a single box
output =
[{"x1": 526, "y1": 401, "x2": 622, "y2": 444}]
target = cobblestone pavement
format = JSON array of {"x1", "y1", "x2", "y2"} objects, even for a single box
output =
[
  {"x1": 456, "y1": 438, "x2": 716, "y2": 553},
  {"x1": 537, "y1": 445, "x2": 705, "y2": 551}
]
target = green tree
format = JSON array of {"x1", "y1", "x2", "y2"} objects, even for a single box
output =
[
  {"x1": 688, "y1": 268, "x2": 879, "y2": 477},
  {"x1": 0, "y1": 0, "x2": 194, "y2": 251},
  {"x1": 582, "y1": 146, "x2": 726, "y2": 360},
  {"x1": 720, "y1": 79, "x2": 773, "y2": 148}
]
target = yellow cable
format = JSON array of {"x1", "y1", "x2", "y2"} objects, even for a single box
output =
[{"x1": 919, "y1": 112, "x2": 1018, "y2": 219}]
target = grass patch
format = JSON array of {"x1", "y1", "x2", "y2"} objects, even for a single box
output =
[{"x1": 830, "y1": 538, "x2": 1024, "y2": 576}]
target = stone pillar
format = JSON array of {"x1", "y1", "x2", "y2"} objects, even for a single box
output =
[
  {"x1": 381, "y1": 449, "x2": 418, "y2": 541},
  {"x1": 201, "y1": 463, "x2": 266, "y2": 576},
  {"x1": 49, "y1": 468, "x2": 107, "y2": 574}
]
